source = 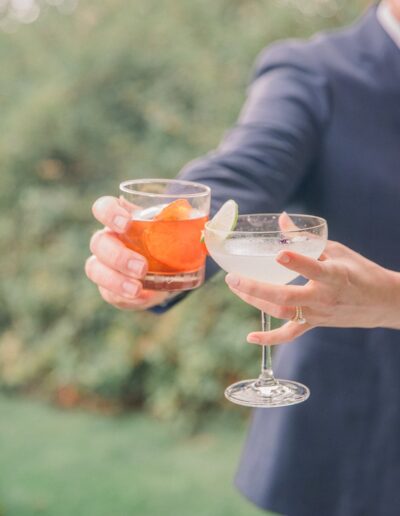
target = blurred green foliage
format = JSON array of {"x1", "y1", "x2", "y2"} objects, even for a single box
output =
[{"x1": 0, "y1": 0, "x2": 367, "y2": 425}]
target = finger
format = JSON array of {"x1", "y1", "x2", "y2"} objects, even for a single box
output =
[
  {"x1": 98, "y1": 286, "x2": 143, "y2": 311},
  {"x1": 92, "y1": 196, "x2": 131, "y2": 233},
  {"x1": 278, "y1": 211, "x2": 298, "y2": 232},
  {"x1": 85, "y1": 255, "x2": 142, "y2": 299},
  {"x1": 247, "y1": 321, "x2": 311, "y2": 346},
  {"x1": 225, "y1": 274, "x2": 313, "y2": 306},
  {"x1": 98, "y1": 286, "x2": 170, "y2": 311},
  {"x1": 317, "y1": 239, "x2": 343, "y2": 261},
  {"x1": 322, "y1": 240, "x2": 349, "y2": 259},
  {"x1": 229, "y1": 288, "x2": 294, "y2": 320},
  {"x1": 118, "y1": 196, "x2": 138, "y2": 213},
  {"x1": 90, "y1": 229, "x2": 147, "y2": 279},
  {"x1": 276, "y1": 251, "x2": 327, "y2": 281},
  {"x1": 279, "y1": 212, "x2": 326, "y2": 244},
  {"x1": 278, "y1": 212, "x2": 304, "y2": 239}
]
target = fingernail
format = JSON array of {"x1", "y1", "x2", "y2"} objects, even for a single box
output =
[
  {"x1": 128, "y1": 260, "x2": 146, "y2": 276},
  {"x1": 114, "y1": 215, "x2": 129, "y2": 231},
  {"x1": 277, "y1": 252, "x2": 290, "y2": 264},
  {"x1": 247, "y1": 335, "x2": 261, "y2": 344},
  {"x1": 226, "y1": 274, "x2": 240, "y2": 288},
  {"x1": 122, "y1": 281, "x2": 139, "y2": 296}
]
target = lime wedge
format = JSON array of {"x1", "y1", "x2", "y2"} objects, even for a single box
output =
[
  {"x1": 207, "y1": 199, "x2": 238, "y2": 238},
  {"x1": 209, "y1": 200, "x2": 239, "y2": 231}
]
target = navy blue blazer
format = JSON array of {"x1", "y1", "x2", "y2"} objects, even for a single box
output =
[{"x1": 176, "y1": 5, "x2": 400, "y2": 515}]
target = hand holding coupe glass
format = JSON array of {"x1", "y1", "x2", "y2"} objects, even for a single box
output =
[{"x1": 226, "y1": 239, "x2": 400, "y2": 346}]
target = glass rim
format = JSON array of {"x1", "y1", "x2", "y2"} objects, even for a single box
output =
[
  {"x1": 119, "y1": 178, "x2": 211, "y2": 199},
  {"x1": 205, "y1": 213, "x2": 327, "y2": 235}
]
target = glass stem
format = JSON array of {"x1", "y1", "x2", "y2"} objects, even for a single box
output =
[{"x1": 259, "y1": 311, "x2": 277, "y2": 385}]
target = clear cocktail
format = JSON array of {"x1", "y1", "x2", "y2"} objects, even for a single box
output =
[{"x1": 209, "y1": 236, "x2": 325, "y2": 285}]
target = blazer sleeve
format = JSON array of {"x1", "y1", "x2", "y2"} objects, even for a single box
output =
[
  {"x1": 178, "y1": 41, "x2": 331, "y2": 217},
  {"x1": 151, "y1": 42, "x2": 331, "y2": 311}
]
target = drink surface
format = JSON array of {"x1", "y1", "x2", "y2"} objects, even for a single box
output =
[
  {"x1": 206, "y1": 236, "x2": 326, "y2": 285},
  {"x1": 120, "y1": 203, "x2": 208, "y2": 275}
]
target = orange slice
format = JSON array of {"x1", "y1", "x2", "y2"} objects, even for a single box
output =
[
  {"x1": 155, "y1": 199, "x2": 192, "y2": 221},
  {"x1": 144, "y1": 219, "x2": 206, "y2": 271}
]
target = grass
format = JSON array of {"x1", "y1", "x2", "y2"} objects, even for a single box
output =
[{"x1": 0, "y1": 395, "x2": 270, "y2": 516}]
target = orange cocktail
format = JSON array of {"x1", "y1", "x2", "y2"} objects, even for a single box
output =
[{"x1": 119, "y1": 180, "x2": 210, "y2": 291}]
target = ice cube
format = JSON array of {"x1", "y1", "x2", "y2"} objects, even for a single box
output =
[{"x1": 132, "y1": 204, "x2": 168, "y2": 221}]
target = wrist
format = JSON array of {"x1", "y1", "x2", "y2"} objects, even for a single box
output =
[
  {"x1": 382, "y1": 269, "x2": 400, "y2": 329},
  {"x1": 149, "y1": 290, "x2": 188, "y2": 314}
]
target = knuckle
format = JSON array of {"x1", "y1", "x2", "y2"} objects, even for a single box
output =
[
  {"x1": 330, "y1": 263, "x2": 350, "y2": 285},
  {"x1": 313, "y1": 265, "x2": 324, "y2": 280},
  {"x1": 100, "y1": 288, "x2": 122, "y2": 307},
  {"x1": 100, "y1": 268, "x2": 118, "y2": 290},
  {"x1": 88, "y1": 259, "x2": 117, "y2": 290},
  {"x1": 98, "y1": 287, "x2": 113, "y2": 303},
  {"x1": 334, "y1": 241, "x2": 345, "y2": 252},
  {"x1": 241, "y1": 280, "x2": 255, "y2": 295},
  {"x1": 90, "y1": 232, "x2": 128, "y2": 272},
  {"x1": 107, "y1": 246, "x2": 125, "y2": 269},
  {"x1": 275, "y1": 306, "x2": 291, "y2": 319},
  {"x1": 247, "y1": 286, "x2": 258, "y2": 298},
  {"x1": 328, "y1": 240, "x2": 341, "y2": 252},
  {"x1": 98, "y1": 287, "x2": 124, "y2": 309},
  {"x1": 256, "y1": 286, "x2": 269, "y2": 299},
  {"x1": 327, "y1": 241, "x2": 347, "y2": 258}
]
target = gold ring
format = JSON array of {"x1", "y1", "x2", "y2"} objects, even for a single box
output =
[{"x1": 293, "y1": 306, "x2": 307, "y2": 325}]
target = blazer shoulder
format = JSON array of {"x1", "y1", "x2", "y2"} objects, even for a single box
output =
[
  {"x1": 252, "y1": 7, "x2": 376, "y2": 81},
  {"x1": 252, "y1": 38, "x2": 323, "y2": 81}
]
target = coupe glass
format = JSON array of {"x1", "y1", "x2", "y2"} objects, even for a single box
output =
[
  {"x1": 119, "y1": 179, "x2": 210, "y2": 291},
  {"x1": 204, "y1": 213, "x2": 328, "y2": 408}
]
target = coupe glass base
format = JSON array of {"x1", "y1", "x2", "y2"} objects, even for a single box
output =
[{"x1": 224, "y1": 378, "x2": 310, "y2": 408}]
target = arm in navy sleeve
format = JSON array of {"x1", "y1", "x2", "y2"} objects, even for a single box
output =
[
  {"x1": 179, "y1": 42, "x2": 330, "y2": 217},
  {"x1": 152, "y1": 42, "x2": 331, "y2": 312}
]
